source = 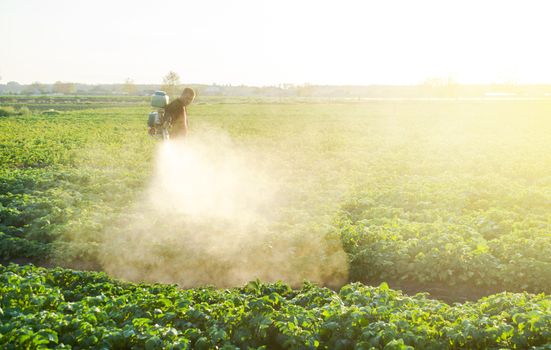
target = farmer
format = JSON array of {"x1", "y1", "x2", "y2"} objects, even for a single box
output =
[{"x1": 164, "y1": 87, "x2": 196, "y2": 138}]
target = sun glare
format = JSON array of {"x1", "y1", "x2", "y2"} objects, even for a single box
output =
[{"x1": 1, "y1": 0, "x2": 551, "y2": 84}]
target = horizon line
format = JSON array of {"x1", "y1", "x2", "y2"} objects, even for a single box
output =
[{"x1": 4, "y1": 82, "x2": 551, "y2": 88}]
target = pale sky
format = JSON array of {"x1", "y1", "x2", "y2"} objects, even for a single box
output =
[{"x1": 1, "y1": 0, "x2": 551, "y2": 86}]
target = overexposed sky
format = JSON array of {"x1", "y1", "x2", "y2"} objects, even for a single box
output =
[{"x1": 1, "y1": 0, "x2": 551, "y2": 85}]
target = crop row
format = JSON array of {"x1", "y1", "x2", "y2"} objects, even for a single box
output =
[{"x1": 1, "y1": 264, "x2": 551, "y2": 349}]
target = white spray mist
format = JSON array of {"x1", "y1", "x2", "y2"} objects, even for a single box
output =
[{"x1": 99, "y1": 127, "x2": 348, "y2": 288}]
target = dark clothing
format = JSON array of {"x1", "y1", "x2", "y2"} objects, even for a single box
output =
[
  {"x1": 164, "y1": 98, "x2": 188, "y2": 137},
  {"x1": 164, "y1": 98, "x2": 185, "y2": 122}
]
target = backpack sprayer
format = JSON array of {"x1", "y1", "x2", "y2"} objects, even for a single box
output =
[{"x1": 148, "y1": 91, "x2": 171, "y2": 140}]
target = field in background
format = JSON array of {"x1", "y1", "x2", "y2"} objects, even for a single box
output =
[
  {"x1": 1, "y1": 97, "x2": 551, "y2": 347},
  {"x1": 1, "y1": 99, "x2": 551, "y2": 296}
]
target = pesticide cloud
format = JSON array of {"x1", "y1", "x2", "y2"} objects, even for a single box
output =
[{"x1": 99, "y1": 127, "x2": 348, "y2": 288}]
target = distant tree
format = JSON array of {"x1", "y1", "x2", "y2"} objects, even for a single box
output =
[
  {"x1": 297, "y1": 83, "x2": 313, "y2": 97},
  {"x1": 24, "y1": 81, "x2": 46, "y2": 94},
  {"x1": 122, "y1": 78, "x2": 137, "y2": 95},
  {"x1": 161, "y1": 71, "x2": 181, "y2": 97},
  {"x1": 90, "y1": 85, "x2": 109, "y2": 95},
  {"x1": 6, "y1": 81, "x2": 21, "y2": 94},
  {"x1": 53, "y1": 81, "x2": 63, "y2": 94},
  {"x1": 53, "y1": 81, "x2": 76, "y2": 95}
]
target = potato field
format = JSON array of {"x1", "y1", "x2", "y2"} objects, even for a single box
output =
[{"x1": 1, "y1": 97, "x2": 550, "y2": 348}]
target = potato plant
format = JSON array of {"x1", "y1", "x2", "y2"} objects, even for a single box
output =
[
  {"x1": 1, "y1": 264, "x2": 550, "y2": 349},
  {"x1": 1, "y1": 98, "x2": 551, "y2": 346}
]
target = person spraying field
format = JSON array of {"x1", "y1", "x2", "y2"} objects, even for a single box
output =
[{"x1": 148, "y1": 88, "x2": 196, "y2": 139}]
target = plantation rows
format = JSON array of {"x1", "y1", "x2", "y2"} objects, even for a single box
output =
[
  {"x1": 2, "y1": 264, "x2": 551, "y2": 349},
  {"x1": 338, "y1": 175, "x2": 551, "y2": 295},
  {"x1": 0, "y1": 107, "x2": 151, "y2": 268},
  {"x1": 1, "y1": 102, "x2": 551, "y2": 298},
  {"x1": 0, "y1": 95, "x2": 149, "y2": 111}
]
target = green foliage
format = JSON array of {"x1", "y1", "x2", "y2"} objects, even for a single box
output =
[
  {"x1": 0, "y1": 106, "x2": 18, "y2": 117},
  {"x1": 1, "y1": 99, "x2": 551, "y2": 346},
  {"x1": 337, "y1": 176, "x2": 551, "y2": 293},
  {"x1": 0, "y1": 106, "x2": 152, "y2": 265},
  {"x1": 3, "y1": 100, "x2": 548, "y2": 294},
  {"x1": 0, "y1": 95, "x2": 149, "y2": 111},
  {"x1": 1, "y1": 264, "x2": 550, "y2": 349}
]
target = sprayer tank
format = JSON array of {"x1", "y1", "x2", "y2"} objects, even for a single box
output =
[{"x1": 151, "y1": 91, "x2": 169, "y2": 108}]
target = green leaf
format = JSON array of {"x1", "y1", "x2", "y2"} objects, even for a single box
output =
[{"x1": 145, "y1": 336, "x2": 162, "y2": 350}]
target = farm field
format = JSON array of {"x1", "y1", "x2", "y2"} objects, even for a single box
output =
[
  {"x1": 1, "y1": 98, "x2": 551, "y2": 348},
  {"x1": 1, "y1": 263, "x2": 550, "y2": 349}
]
